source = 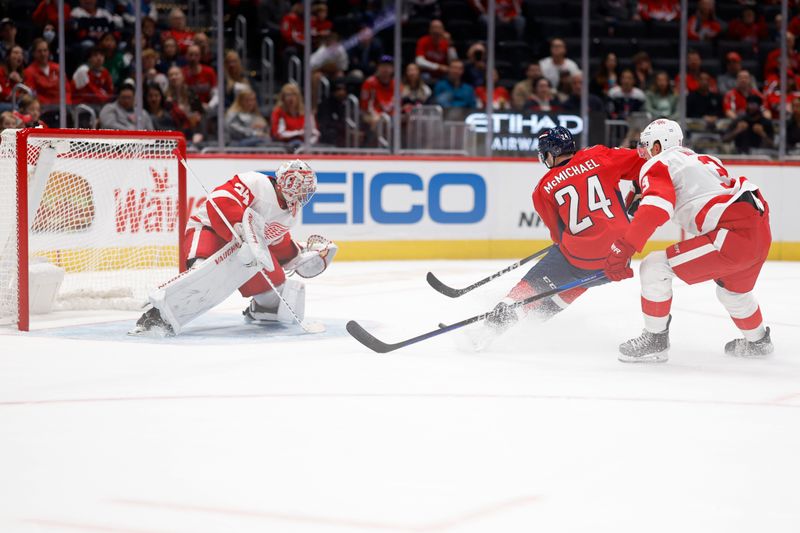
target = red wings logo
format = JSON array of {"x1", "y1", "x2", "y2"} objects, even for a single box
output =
[{"x1": 264, "y1": 222, "x2": 289, "y2": 241}]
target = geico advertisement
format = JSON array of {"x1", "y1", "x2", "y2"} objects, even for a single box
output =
[
  {"x1": 187, "y1": 158, "x2": 553, "y2": 241},
  {"x1": 187, "y1": 158, "x2": 686, "y2": 243}
]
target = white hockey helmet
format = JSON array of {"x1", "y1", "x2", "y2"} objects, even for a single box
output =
[
  {"x1": 638, "y1": 119, "x2": 683, "y2": 159},
  {"x1": 275, "y1": 159, "x2": 317, "y2": 215}
]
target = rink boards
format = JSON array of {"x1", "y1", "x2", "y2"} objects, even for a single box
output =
[{"x1": 187, "y1": 155, "x2": 800, "y2": 261}]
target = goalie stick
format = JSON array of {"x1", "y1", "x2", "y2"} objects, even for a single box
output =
[
  {"x1": 174, "y1": 151, "x2": 323, "y2": 334},
  {"x1": 426, "y1": 246, "x2": 550, "y2": 298},
  {"x1": 347, "y1": 271, "x2": 606, "y2": 353}
]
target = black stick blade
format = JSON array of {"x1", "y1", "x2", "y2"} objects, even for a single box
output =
[
  {"x1": 346, "y1": 320, "x2": 397, "y2": 353},
  {"x1": 425, "y1": 272, "x2": 464, "y2": 298}
]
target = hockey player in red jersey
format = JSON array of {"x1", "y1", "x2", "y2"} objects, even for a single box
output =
[
  {"x1": 604, "y1": 119, "x2": 773, "y2": 361},
  {"x1": 131, "y1": 159, "x2": 337, "y2": 336},
  {"x1": 476, "y1": 127, "x2": 644, "y2": 347}
]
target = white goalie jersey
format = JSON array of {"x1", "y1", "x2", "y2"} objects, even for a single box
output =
[{"x1": 188, "y1": 170, "x2": 299, "y2": 246}]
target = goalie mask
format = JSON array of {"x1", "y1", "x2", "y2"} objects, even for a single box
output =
[{"x1": 276, "y1": 159, "x2": 317, "y2": 216}]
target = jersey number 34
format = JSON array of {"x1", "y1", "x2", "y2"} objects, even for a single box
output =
[{"x1": 554, "y1": 175, "x2": 615, "y2": 234}]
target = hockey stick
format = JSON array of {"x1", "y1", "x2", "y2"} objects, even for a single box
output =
[
  {"x1": 174, "y1": 150, "x2": 322, "y2": 334},
  {"x1": 426, "y1": 246, "x2": 550, "y2": 298},
  {"x1": 347, "y1": 271, "x2": 606, "y2": 353}
]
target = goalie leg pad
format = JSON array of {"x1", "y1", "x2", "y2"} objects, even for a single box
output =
[
  {"x1": 148, "y1": 239, "x2": 262, "y2": 334},
  {"x1": 278, "y1": 279, "x2": 305, "y2": 323}
]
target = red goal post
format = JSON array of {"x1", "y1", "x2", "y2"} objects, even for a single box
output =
[{"x1": 0, "y1": 128, "x2": 187, "y2": 331}]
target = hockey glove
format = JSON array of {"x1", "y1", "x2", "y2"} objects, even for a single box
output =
[
  {"x1": 603, "y1": 238, "x2": 636, "y2": 282},
  {"x1": 284, "y1": 235, "x2": 338, "y2": 278}
]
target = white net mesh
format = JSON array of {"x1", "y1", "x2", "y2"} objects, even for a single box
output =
[{"x1": 0, "y1": 129, "x2": 183, "y2": 325}]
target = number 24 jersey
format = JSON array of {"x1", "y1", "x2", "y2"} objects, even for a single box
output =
[{"x1": 532, "y1": 145, "x2": 644, "y2": 270}]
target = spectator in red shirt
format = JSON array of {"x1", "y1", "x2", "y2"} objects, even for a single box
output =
[
  {"x1": 14, "y1": 95, "x2": 46, "y2": 127},
  {"x1": 0, "y1": 45, "x2": 25, "y2": 104},
  {"x1": 166, "y1": 65, "x2": 203, "y2": 142},
  {"x1": 415, "y1": 20, "x2": 454, "y2": 81},
  {"x1": 182, "y1": 44, "x2": 218, "y2": 109},
  {"x1": 723, "y1": 70, "x2": 765, "y2": 119},
  {"x1": 637, "y1": 0, "x2": 679, "y2": 22},
  {"x1": 675, "y1": 48, "x2": 717, "y2": 93},
  {"x1": 726, "y1": 6, "x2": 768, "y2": 44},
  {"x1": 790, "y1": 14, "x2": 800, "y2": 38},
  {"x1": 471, "y1": 0, "x2": 525, "y2": 40},
  {"x1": 475, "y1": 69, "x2": 511, "y2": 110},
  {"x1": 763, "y1": 74, "x2": 800, "y2": 118},
  {"x1": 360, "y1": 54, "x2": 395, "y2": 132},
  {"x1": 311, "y1": 2, "x2": 332, "y2": 48},
  {"x1": 32, "y1": 0, "x2": 71, "y2": 29},
  {"x1": 280, "y1": 1, "x2": 304, "y2": 48},
  {"x1": 764, "y1": 32, "x2": 800, "y2": 81},
  {"x1": 162, "y1": 8, "x2": 195, "y2": 55},
  {"x1": 72, "y1": 46, "x2": 114, "y2": 105},
  {"x1": 271, "y1": 82, "x2": 318, "y2": 150},
  {"x1": 23, "y1": 38, "x2": 68, "y2": 105},
  {"x1": 688, "y1": 0, "x2": 724, "y2": 42}
]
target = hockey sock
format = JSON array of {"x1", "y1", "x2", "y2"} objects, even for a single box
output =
[
  {"x1": 507, "y1": 279, "x2": 582, "y2": 321},
  {"x1": 640, "y1": 251, "x2": 674, "y2": 333},
  {"x1": 716, "y1": 286, "x2": 766, "y2": 342}
]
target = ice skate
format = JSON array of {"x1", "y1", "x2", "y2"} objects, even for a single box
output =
[
  {"x1": 242, "y1": 299, "x2": 279, "y2": 323},
  {"x1": 128, "y1": 307, "x2": 175, "y2": 337},
  {"x1": 460, "y1": 302, "x2": 520, "y2": 352},
  {"x1": 619, "y1": 316, "x2": 671, "y2": 363},
  {"x1": 725, "y1": 327, "x2": 773, "y2": 357}
]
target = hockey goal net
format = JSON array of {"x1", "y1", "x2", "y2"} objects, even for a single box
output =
[{"x1": 0, "y1": 128, "x2": 186, "y2": 330}]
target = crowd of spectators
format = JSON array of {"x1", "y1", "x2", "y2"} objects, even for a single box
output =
[{"x1": 0, "y1": 0, "x2": 798, "y2": 154}]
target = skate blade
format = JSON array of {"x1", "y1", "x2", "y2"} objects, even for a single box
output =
[
  {"x1": 127, "y1": 325, "x2": 173, "y2": 338},
  {"x1": 618, "y1": 350, "x2": 669, "y2": 363},
  {"x1": 725, "y1": 346, "x2": 774, "y2": 357}
]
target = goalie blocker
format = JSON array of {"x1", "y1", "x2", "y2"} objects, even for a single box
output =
[{"x1": 130, "y1": 160, "x2": 337, "y2": 336}]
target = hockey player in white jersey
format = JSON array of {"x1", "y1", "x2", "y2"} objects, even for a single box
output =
[
  {"x1": 130, "y1": 159, "x2": 337, "y2": 336},
  {"x1": 603, "y1": 119, "x2": 773, "y2": 361}
]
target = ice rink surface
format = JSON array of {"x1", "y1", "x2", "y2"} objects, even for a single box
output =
[{"x1": 2, "y1": 259, "x2": 799, "y2": 533}]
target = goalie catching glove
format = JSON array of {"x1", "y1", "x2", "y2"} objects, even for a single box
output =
[{"x1": 284, "y1": 235, "x2": 338, "y2": 278}]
